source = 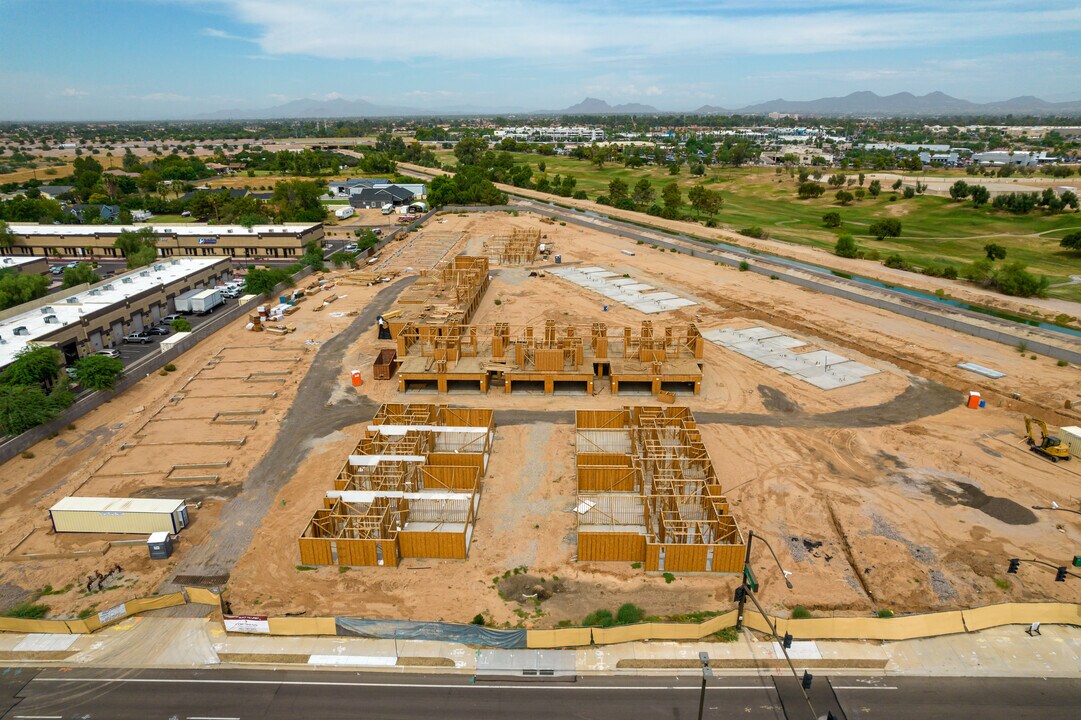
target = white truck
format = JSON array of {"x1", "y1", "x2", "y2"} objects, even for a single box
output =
[
  {"x1": 334, "y1": 206, "x2": 355, "y2": 220},
  {"x1": 189, "y1": 288, "x2": 224, "y2": 314},
  {"x1": 175, "y1": 288, "x2": 223, "y2": 314}
]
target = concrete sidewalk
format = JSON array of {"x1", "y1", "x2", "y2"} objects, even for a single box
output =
[{"x1": 2, "y1": 618, "x2": 1079, "y2": 677}]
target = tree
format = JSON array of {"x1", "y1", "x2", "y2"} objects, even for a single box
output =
[
  {"x1": 113, "y1": 227, "x2": 158, "y2": 269},
  {"x1": 949, "y1": 180, "x2": 971, "y2": 201},
  {"x1": 72, "y1": 354, "x2": 123, "y2": 392},
  {"x1": 330, "y1": 251, "x2": 357, "y2": 268},
  {"x1": 688, "y1": 185, "x2": 722, "y2": 219},
  {"x1": 0, "y1": 219, "x2": 13, "y2": 251},
  {"x1": 984, "y1": 243, "x2": 1007, "y2": 261},
  {"x1": 834, "y1": 234, "x2": 859, "y2": 258},
  {"x1": 244, "y1": 267, "x2": 295, "y2": 296},
  {"x1": 170, "y1": 318, "x2": 192, "y2": 332},
  {"x1": 428, "y1": 166, "x2": 507, "y2": 206},
  {"x1": 1060, "y1": 231, "x2": 1081, "y2": 251},
  {"x1": 822, "y1": 211, "x2": 842, "y2": 228},
  {"x1": 0, "y1": 271, "x2": 49, "y2": 311},
  {"x1": 0, "y1": 384, "x2": 56, "y2": 435},
  {"x1": 970, "y1": 185, "x2": 990, "y2": 207},
  {"x1": 827, "y1": 173, "x2": 847, "y2": 187},
  {"x1": 631, "y1": 178, "x2": 654, "y2": 206},
  {"x1": 661, "y1": 182, "x2": 682, "y2": 218},
  {"x1": 868, "y1": 219, "x2": 902, "y2": 241},
  {"x1": 608, "y1": 178, "x2": 629, "y2": 204},
  {"x1": 891, "y1": 178, "x2": 903, "y2": 191},
  {"x1": 867, "y1": 180, "x2": 882, "y2": 198},
  {"x1": 271, "y1": 180, "x2": 325, "y2": 223},
  {"x1": 453, "y1": 134, "x2": 488, "y2": 167},
  {"x1": 797, "y1": 182, "x2": 825, "y2": 199},
  {"x1": 834, "y1": 190, "x2": 854, "y2": 206},
  {"x1": 991, "y1": 262, "x2": 1049, "y2": 297},
  {"x1": 0, "y1": 346, "x2": 62, "y2": 388},
  {"x1": 61, "y1": 262, "x2": 100, "y2": 289},
  {"x1": 354, "y1": 228, "x2": 380, "y2": 250}
]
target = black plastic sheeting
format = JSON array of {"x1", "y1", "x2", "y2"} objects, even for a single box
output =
[{"x1": 336, "y1": 618, "x2": 528, "y2": 648}]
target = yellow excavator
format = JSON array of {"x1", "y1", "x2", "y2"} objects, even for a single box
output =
[{"x1": 1024, "y1": 416, "x2": 1072, "y2": 462}]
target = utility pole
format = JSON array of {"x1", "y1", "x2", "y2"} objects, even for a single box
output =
[
  {"x1": 697, "y1": 652, "x2": 712, "y2": 720},
  {"x1": 736, "y1": 530, "x2": 792, "y2": 631}
]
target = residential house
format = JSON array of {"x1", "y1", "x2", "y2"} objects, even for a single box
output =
[
  {"x1": 349, "y1": 185, "x2": 415, "y2": 209},
  {"x1": 37, "y1": 185, "x2": 74, "y2": 199},
  {"x1": 69, "y1": 204, "x2": 120, "y2": 223}
]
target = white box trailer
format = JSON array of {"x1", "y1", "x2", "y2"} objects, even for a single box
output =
[
  {"x1": 49, "y1": 497, "x2": 189, "y2": 535},
  {"x1": 173, "y1": 288, "x2": 203, "y2": 314},
  {"x1": 1060, "y1": 426, "x2": 1081, "y2": 460},
  {"x1": 334, "y1": 206, "x2": 355, "y2": 220},
  {"x1": 189, "y1": 288, "x2": 223, "y2": 314}
]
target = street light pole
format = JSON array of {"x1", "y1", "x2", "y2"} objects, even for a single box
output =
[
  {"x1": 1032, "y1": 504, "x2": 1081, "y2": 517},
  {"x1": 697, "y1": 652, "x2": 712, "y2": 720},
  {"x1": 736, "y1": 530, "x2": 793, "y2": 631}
]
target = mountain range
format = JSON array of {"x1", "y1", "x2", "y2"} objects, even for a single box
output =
[{"x1": 193, "y1": 91, "x2": 1081, "y2": 119}]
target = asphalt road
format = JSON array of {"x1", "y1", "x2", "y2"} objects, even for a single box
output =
[{"x1": 1, "y1": 668, "x2": 1077, "y2": 720}]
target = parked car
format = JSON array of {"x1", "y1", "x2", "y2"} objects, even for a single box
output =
[
  {"x1": 146, "y1": 325, "x2": 171, "y2": 336},
  {"x1": 50, "y1": 265, "x2": 65, "y2": 275},
  {"x1": 344, "y1": 243, "x2": 358, "y2": 251},
  {"x1": 123, "y1": 332, "x2": 154, "y2": 344},
  {"x1": 161, "y1": 314, "x2": 183, "y2": 324},
  {"x1": 64, "y1": 261, "x2": 80, "y2": 269},
  {"x1": 95, "y1": 349, "x2": 121, "y2": 358},
  {"x1": 64, "y1": 367, "x2": 78, "y2": 378}
]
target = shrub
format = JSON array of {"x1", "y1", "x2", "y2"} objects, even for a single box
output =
[
  {"x1": 170, "y1": 318, "x2": 192, "y2": 333},
  {"x1": 1058, "y1": 360, "x2": 1069, "y2": 367},
  {"x1": 993, "y1": 577, "x2": 1011, "y2": 591},
  {"x1": 739, "y1": 226, "x2": 768, "y2": 239},
  {"x1": 791, "y1": 606, "x2": 813, "y2": 619},
  {"x1": 471, "y1": 614, "x2": 486, "y2": 626},
  {"x1": 3, "y1": 602, "x2": 49, "y2": 619},
  {"x1": 630, "y1": 562, "x2": 642, "y2": 569},
  {"x1": 494, "y1": 298, "x2": 502, "y2": 306},
  {"x1": 583, "y1": 609, "x2": 615, "y2": 627},
  {"x1": 20, "y1": 451, "x2": 34, "y2": 459},
  {"x1": 834, "y1": 234, "x2": 858, "y2": 258},
  {"x1": 738, "y1": 260, "x2": 749, "y2": 272},
  {"x1": 877, "y1": 608, "x2": 895, "y2": 618},
  {"x1": 943, "y1": 266, "x2": 958, "y2": 280},
  {"x1": 615, "y1": 603, "x2": 646, "y2": 625},
  {"x1": 663, "y1": 572, "x2": 676, "y2": 584},
  {"x1": 163, "y1": 363, "x2": 176, "y2": 372},
  {"x1": 883, "y1": 254, "x2": 907, "y2": 270}
]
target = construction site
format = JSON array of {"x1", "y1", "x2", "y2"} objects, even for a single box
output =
[{"x1": 0, "y1": 208, "x2": 1079, "y2": 631}]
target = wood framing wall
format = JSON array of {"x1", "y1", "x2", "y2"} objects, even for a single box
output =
[
  {"x1": 299, "y1": 404, "x2": 493, "y2": 567},
  {"x1": 574, "y1": 406, "x2": 745, "y2": 574}
]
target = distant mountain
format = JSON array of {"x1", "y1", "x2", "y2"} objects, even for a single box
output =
[
  {"x1": 190, "y1": 91, "x2": 1081, "y2": 120},
  {"x1": 560, "y1": 97, "x2": 660, "y2": 115},
  {"x1": 728, "y1": 91, "x2": 1081, "y2": 117}
]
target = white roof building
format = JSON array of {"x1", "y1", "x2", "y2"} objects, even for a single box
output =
[{"x1": 0, "y1": 256, "x2": 222, "y2": 369}]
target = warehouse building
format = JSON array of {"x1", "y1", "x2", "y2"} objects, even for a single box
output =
[
  {"x1": 0, "y1": 256, "x2": 231, "y2": 370},
  {"x1": 0, "y1": 255, "x2": 49, "y2": 276},
  {"x1": 3, "y1": 223, "x2": 324, "y2": 259}
]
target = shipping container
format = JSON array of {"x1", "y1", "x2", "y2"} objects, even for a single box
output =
[
  {"x1": 1060, "y1": 426, "x2": 1081, "y2": 460},
  {"x1": 49, "y1": 497, "x2": 188, "y2": 535}
]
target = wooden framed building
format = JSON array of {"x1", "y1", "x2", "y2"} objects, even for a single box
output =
[
  {"x1": 298, "y1": 404, "x2": 494, "y2": 567},
  {"x1": 574, "y1": 407, "x2": 744, "y2": 574}
]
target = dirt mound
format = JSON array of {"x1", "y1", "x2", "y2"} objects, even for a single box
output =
[{"x1": 497, "y1": 574, "x2": 566, "y2": 605}]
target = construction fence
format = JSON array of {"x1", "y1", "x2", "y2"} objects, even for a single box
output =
[
  {"x1": 1, "y1": 598, "x2": 1079, "y2": 645},
  {"x1": 0, "y1": 586, "x2": 220, "y2": 634}
]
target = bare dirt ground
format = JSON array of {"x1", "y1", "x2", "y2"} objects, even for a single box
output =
[{"x1": 2, "y1": 211, "x2": 1079, "y2": 629}]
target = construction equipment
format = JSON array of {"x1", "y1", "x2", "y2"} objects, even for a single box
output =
[{"x1": 1024, "y1": 416, "x2": 1072, "y2": 462}]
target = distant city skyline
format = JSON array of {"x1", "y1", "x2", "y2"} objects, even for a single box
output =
[{"x1": 1, "y1": 0, "x2": 1080, "y2": 120}]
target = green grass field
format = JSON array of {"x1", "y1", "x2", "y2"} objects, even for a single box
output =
[
  {"x1": 146, "y1": 214, "x2": 196, "y2": 223},
  {"x1": 443, "y1": 150, "x2": 1081, "y2": 302}
]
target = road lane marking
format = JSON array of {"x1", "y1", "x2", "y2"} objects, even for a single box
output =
[
  {"x1": 31, "y1": 677, "x2": 770, "y2": 691},
  {"x1": 14, "y1": 716, "x2": 63, "y2": 719},
  {"x1": 832, "y1": 686, "x2": 897, "y2": 690},
  {"x1": 188, "y1": 716, "x2": 241, "y2": 719}
]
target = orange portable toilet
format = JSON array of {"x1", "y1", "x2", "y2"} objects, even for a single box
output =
[
  {"x1": 966, "y1": 391, "x2": 981, "y2": 409},
  {"x1": 351, "y1": 370, "x2": 363, "y2": 387}
]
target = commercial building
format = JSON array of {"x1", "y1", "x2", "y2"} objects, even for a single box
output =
[
  {"x1": 0, "y1": 256, "x2": 231, "y2": 370},
  {"x1": 3, "y1": 223, "x2": 324, "y2": 259},
  {"x1": 0, "y1": 255, "x2": 49, "y2": 276}
]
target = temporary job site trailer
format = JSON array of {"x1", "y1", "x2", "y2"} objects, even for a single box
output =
[{"x1": 49, "y1": 497, "x2": 189, "y2": 534}]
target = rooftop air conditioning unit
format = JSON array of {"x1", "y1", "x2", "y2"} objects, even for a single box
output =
[
  {"x1": 121, "y1": 277, "x2": 133, "y2": 283},
  {"x1": 139, "y1": 271, "x2": 149, "y2": 277},
  {"x1": 13, "y1": 326, "x2": 29, "y2": 336},
  {"x1": 44, "y1": 315, "x2": 59, "y2": 324},
  {"x1": 65, "y1": 297, "x2": 79, "y2": 303},
  {"x1": 88, "y1": 289, "x2": 101, "y2": 296},
  {"x1": 40, "y1": 306, "x2": 54, "y2": 314},
  {"x1": 103, "y1": 284, "x2": 114, "y2": 290}
]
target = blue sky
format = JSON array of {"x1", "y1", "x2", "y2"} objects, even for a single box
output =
[{"x1": 2, "y1": 0, "x2": 1080, "y2": 120}]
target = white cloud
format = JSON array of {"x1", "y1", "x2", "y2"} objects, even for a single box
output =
[
  {"x1": 182, "y1": 1, "x2": 1081, "y2": 62},
  {"x1": 201, "y1": 27, "x2": 251, "y2": 41},
  {"x1": 60, "y1": 88, "x2": 88, "y2": 97},
  {"x1": 139, "y1": 92, "x2": 192, "y2": 102}
]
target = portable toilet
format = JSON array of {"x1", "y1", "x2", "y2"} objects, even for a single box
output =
[
  {"x1": 966, "y1": 391, "x2": 981, "y2": 409},
  {"x1": 147, "y1": 532, "x2": 173, "y2": 560}
]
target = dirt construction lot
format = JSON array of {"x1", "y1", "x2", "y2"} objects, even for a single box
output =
[{"x1": 2, "y1": 211, "x2": 1080, "y2": 630}]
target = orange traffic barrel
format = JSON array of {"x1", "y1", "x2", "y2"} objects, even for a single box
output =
[{"x1": 351, "y1": 370, "x2": 363, "y2": 387}]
